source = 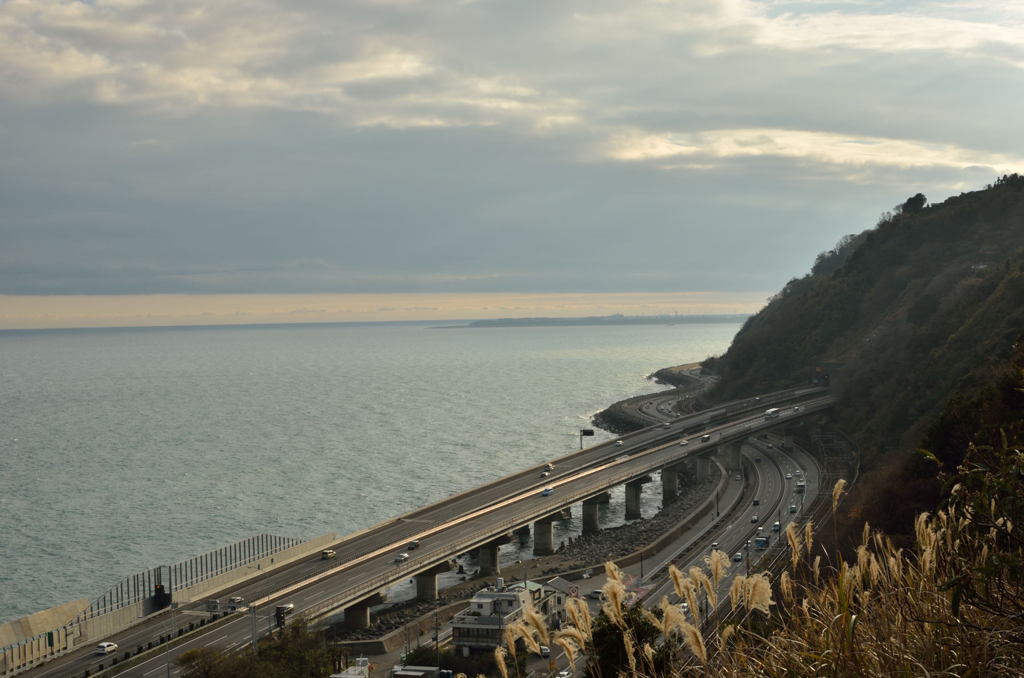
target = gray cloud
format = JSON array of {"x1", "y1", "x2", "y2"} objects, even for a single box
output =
[{"x1": 1, "y1": 0, "x2": 1022, "y2": 296}]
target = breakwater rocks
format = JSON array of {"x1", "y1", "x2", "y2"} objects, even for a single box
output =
[{"x1": 550, "y1": 462, "x2": 718, "y2": 567}]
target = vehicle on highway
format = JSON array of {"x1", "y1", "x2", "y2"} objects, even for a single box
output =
[
  {"x1": 751, "y1": 514, "x2": 759, "y2": 523},
  {"x1": 540, "y1": 471, "x2": 550, "y2": 477},
  {"x1": 394, "y1": 553, "x2": 409, "y2": 563},
  {"x1": 615, "y1": 440, "x2": 624, "y2": 446},
  {"x1": 275, "y1": 603, "x2": 294, "y2": 615},
  {"x1": 321, "y1": 549, "x2": 336, "y2": 559},
  {"x1": 793, "y1": 405, "x2": 802, "y2": 412},
  {"x1": 700, "y1": 434, "x2": 711, "y2": 443},
  {"x1": 752, "y1": 498, "x2": 760, "y2": 506},
  {"x1": 663, "y1": 422, "x2": 671, "y2": 428},
  {"x1": 772, "y1": 521, "x2": 782, "y2": 532},
  {"x1": 545, "y1": 463, "x2": 555, "y2": 471},
  {"x1": 754, "y1": 535, "x2": 770, "y2": 550},
  {"x1": 764, "y1": 407, "x2": 781, "y2": 420},
  {"x1": 227, "y1": 596, "x2": 245, "y2": 609},
  {"x1": 539, "y1": 645, "x2": 551, "y2": 657},
  {"x1": 95, "y1": 642, "x2": 117, "y2": 655},
  {"x1": 407, "y1": 540, "x2": 421, "y2": 550},
  {"x1": 710, "y1": 541, "x2": 719, "y2": 551},
  {"x1": 588, "y1": 589, "x2": 604, "y2": 600},
  {"x1": 754, "y1": 455, "x2": 761, "y2": 462},
  {"x1": 557, "y1": 671, "x2": 572, "y2": 678},
  {"x1": 678, "y1": 439, "x2": 688, "y2": 446},
  {"x1": 732, "y1": 552, "x2": 743, "y2": 562},
  {"x1": 796, "y1": 479, "x2": 807, "y2": 492},
  {"x1": 733, "y1": 474, "x2": 742, "y2": 481},
  {"x1": 789, "y1": 504, "x2": 798, "y2": 513},
  {"x1": 541, "y1": 487, "x2": 554, "y2": 496},
  {"x1": 785, "y1": 472, "x2": 793, "y2": 479}
]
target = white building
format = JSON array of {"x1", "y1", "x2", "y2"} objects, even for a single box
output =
[{"x1": 450, "y1": 578, "x2": 569, "y2": 657}]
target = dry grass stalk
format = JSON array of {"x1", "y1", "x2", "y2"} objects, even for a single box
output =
[
  {"x1": 522, "y1": 601, "x2": 549, "y2": 646},
  {"x1": 832, "y1": 478, "x2": 847, "y2": 513},
  {"x1": 493, "y1": 647, "x2": 508, "y2": 678},
  {"x1": 706, "y1": 549, "x2": 730, "y2": 589},
  {"x1": 681, "y1": 621, "x2": 707, "y2": 663},
  {"x1": 565, "y1": 597, "x2": 592, "y2": 638}
]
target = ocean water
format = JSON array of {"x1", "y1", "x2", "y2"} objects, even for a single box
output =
[{"x1": 0, "y1": 320, "x2": 741, "y2": 622}]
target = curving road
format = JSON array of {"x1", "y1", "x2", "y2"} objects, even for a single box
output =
[{"x1": 21, "y1": 388, "x2": 830, "y2": 678}]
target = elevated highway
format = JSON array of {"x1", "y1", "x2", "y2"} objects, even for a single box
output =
[{"x1": 15, "y1": 387, "x2": 833, "y2": 678}]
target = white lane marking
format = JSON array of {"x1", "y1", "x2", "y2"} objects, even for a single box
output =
[{"x1": 205, "y1": 635, "x2": 228, "y2": 647}]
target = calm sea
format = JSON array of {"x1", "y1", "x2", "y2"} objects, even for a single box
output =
[{"x1": 0, "y1": 320, "x2": 740, "y2": 622}]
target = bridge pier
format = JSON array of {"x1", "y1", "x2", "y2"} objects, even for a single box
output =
[
  {"x1": 696, "y1": 457, "x2": 711, "y2": 482},
  {"x1": 726, "y1": 441, "x2": 743, "y2": 470},
  {"x1": 582, "y1": 492, "x2": 609, "y2": 536},
  {"x1": 477, "y1": 535, "x2": 512, "y2": 577},
  {"x1": 662, "y1": 463, "x2": 686, "y2": 505},
  {"x1": 625, "y1": 479, "x2": 644, "y2": 520},
  {"x1": 533, "y1": 513, "x2": 560, "y2": 556},
  {"x1": 343, "y1": 592, "x2": 386, "y2": 631},
  {"x1": 414, "y1": 562, "x2": 452, "y2": 601}
]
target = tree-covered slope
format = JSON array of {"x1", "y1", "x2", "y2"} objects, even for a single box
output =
[{"x1": 704, "y1": 175, "x2": 1024, "y2": 535}]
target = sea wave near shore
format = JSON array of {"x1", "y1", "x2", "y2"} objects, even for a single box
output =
[{"x1": 0, "y1": 320, "x2": 741, "y2": 622}]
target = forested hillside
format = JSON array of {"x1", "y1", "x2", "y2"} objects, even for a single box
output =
[{"x1": 704, "y1": 174, "x2": 1024, "y2": 538}]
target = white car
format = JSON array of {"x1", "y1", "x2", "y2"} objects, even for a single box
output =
[
  {"x1": 785, "y1": 473, "x2": 793, "y2": 479},
  {"x1": 394, "y1": 553, "x2": 409, "y2": 563},
  {"x1": 615, "y1": 440, "x2": 624, "y2": 446},
  {"x1": 678, "y1": 440, "x2": 688, "y2": 446},
  {"x1": 732, "y1": 552, "x2": 743, "y2": 562},
  {"x1": 96, "y1": 642, "x2": 118, "y2": 655},
  {"x1": 751, "y1": 514, "x2": 759, "y2": 523}
]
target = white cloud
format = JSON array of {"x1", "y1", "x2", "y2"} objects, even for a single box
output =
[{"x1": 605, "y1": 127, "x2": 1024, "y2": 174}]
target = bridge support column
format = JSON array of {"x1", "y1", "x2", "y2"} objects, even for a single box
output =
[
  {"x1": 581, "y1": 493, "x2": 608, "y2": 536},
  {"x1": 696, "y1": 457, "x2": 710, "y2": 482},
  {"x1": 533, "y1": 515, "x2": 557, "y2": 556},
  {"x1": 343, "y1": 592, "x2": 385, "y2": 631},
  {"x1": 625, "y1": 480, "x2": 644, "y2": 520},
  {"x1": 727, "y1": 442, "x2": 742, "y2": 470},
  {"x1": 477, "y1": 535, "x2": 512, "y2": 577},
  {"x1": 661, "y1": 467, "x2": 679, "y2": 505},
  {"x1": 415, "y1": 562, "x2": 452, "y2": 601},
  {"x1": 514, "y1": 525, "x2": 531, "y2": 538}
]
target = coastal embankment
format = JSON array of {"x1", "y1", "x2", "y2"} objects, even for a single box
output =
[{"x1": 592, "y1": 362, "x2": 713, "y2": 433}]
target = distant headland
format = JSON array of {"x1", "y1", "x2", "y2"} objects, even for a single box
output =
[{"x1": 433, "y1": 313, "x2": 750, "y2": 329}]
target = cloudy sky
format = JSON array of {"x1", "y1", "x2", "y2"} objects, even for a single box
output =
[{"x1": 2, "y1": 0, "x2": 1022, "y2": 328}]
